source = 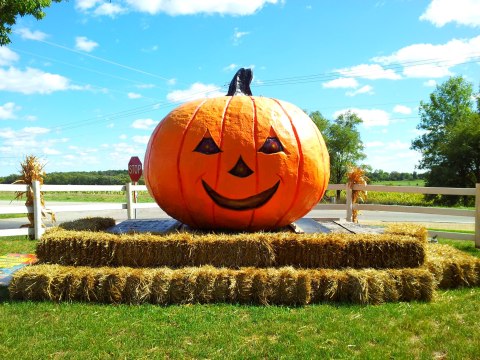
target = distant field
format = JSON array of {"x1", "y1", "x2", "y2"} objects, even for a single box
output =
[
  {"x1": 372, "y1": 179, "x2": 426, "y2": 187},
  {"x1": 0, "y1": 191, "x2": 155, "y2": 203}
]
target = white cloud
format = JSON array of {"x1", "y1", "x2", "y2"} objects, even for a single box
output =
[
  {"x1": 393, "y1": 105, "x2": 412, "y2": 115},
  {"x1": 365, "y1": 139, "x2": 421, "y2": 172},
  {"x1": 76, "y1": 0, "x2": 101, "y2": 11},
  {"x1": 0, "y1": 47, "x2": 19, "y2": 66},
  {"x1": 128, "y1": 92, "x2": 142, "y2": 99},
  {"x1": 25, "y1": 115, "x2": 37, "y2": 121},
  {"x1": 0, "y1": 127, "x2": 53, "y2": 160},
  {"x1": 16, "y1": 27, "x2": 48, "y2": 41},
  {"x1": 75, "y1": 36, "x2": 99, "y2": 52},
  {"x1": 420, "y1": 0, "x2": 480, "y2": 27},
  {"x1": 108, "y1": 142, "x2": 144, "y2": 164},
  {"x1": 119, "y1": 134, "x2": 128, "y2": 140},
  {"x1": 336, "y1": 64, "x2": 401, "y2": 80},
  {"x1": 141, "y1": 45, "x2": 159, "y2": 53},
  {"x1": 22, "y1": 127, "x2": 51, "y2": 135},
  {"x1": 133, "y1": 135, "x2": 150, "y2": 144},
  {"x1": 93, "y1": 2, "x2": 126, "y2": 17},
  {"x1": 372, "y1": 35, "x2": 480, "y2": 78},
  {"x1": 0, "y1": 67, "x2": 73, "y2": 94},
  {"x1": 366, "y1": 141, "x2": 385, "y2": 148},
  {"x1": 233, "y1": 28, "x2": 250, "y2": 45},
  {"x1": 346, "y1": 85, "x2": 374, "y2": 97},
  {"x1": 423, "y1": 79, "x2": 437, "y2": 87},
  {"x1": 167, "y1": 78, "x2": 177, "y2": 86},
  {"x1": 366, "y1": 150, "x2": 421, "y2": 172},
  {"x1": 166, "y1": 83, "x2": 224, "y2": 103},
  {"x1": 323, "y1": 77, "x2": 359, "y2": 89},
  {"x1": 384, "y1": 140, "x2": 411, "y2": 151},
  {"x1": 334, "y1": 108, "x2": 391, "y2": 127},
  {"x1": 136, "y1": 83, "x2": 156, "y2": 89},
  {"x1": 123, "y1": 0, "x2": 280, "y2": 16},
  {"x1": 131, "y1": 118, "x2": 159, "y2": 130},
  {"x1": 224, "y1": 63, "x2": 238, "y2": 71},
  {"x1": 43, "y1": 147, "x2": 61, "y2": 155},
  {"x1": 0, "y1": 102, "x2": 20, "y2": 120}
]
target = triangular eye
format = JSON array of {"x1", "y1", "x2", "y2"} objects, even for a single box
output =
[
  {"x1": 194, "y1": 136, "x2": 221, "y2": 155},
  {"x1": 259, "y1": 137, "x2": 284, "y2": 154}
]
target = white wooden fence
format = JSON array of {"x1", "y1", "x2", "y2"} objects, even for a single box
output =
[
  {"x1": 0, "y1": 183, "x2": 153, "y2": 239},
  {"x1": 317, "y1": 183, "x2": 479, "y2": 247},
  {"x1": 0, "y1": 181, "x2": 478, "y2": 247}
]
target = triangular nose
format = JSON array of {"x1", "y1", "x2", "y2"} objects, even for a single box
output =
[{"x1": 228, "y1": 156, "x2": 254, "y2": 178}]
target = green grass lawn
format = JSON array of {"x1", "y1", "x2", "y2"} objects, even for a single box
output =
[
  {"x1": 1, "y1": 289, "x2": 479, "y2": 359},
  {"x1": 1, "y1": 236, "x2": 479, "y2": 359}
]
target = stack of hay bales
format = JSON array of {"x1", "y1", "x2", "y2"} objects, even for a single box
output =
[{"x1": 9, "y1": 219, "x2": 480, "y2": 305}]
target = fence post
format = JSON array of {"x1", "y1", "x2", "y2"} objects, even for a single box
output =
[
  {"x1": 32, "y1": 180, "x2": 44, "y2": 240},
  {"x1": 126, "y1": 182, "x2": 134, "y2": 220},
  {"x1": 475, "y1": 183, "x2": 480, "y2": 249},
  {"x1": 346, "y1": 183, "x2": 353, "y2": 222}
]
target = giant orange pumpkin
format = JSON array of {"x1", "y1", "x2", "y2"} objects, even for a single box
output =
[{"x1": 144, "y1": 68, "x2": 329, "y2": 231}]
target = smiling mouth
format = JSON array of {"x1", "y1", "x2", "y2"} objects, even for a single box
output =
[{"x1": 202, "y1": 180, "x2": 280, "y2": 211}]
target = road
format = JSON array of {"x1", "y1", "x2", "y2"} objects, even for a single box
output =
[{"x1": 0, "y1": 200, "x2": 474, "y2": 230}]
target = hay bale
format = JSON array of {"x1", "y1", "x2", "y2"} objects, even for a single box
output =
[
  {"x1": 59, "y1": 217, "x2": 116, "y2": 232},
  {"x1": 9, "y1": 264, "x2": 434, "y2": 305},
  {"x1": 425, "y1": 244, "x2": 480, "y2": 288},
  {"x1": 37, "y1": 229, "x2": 425, "y2": 270},
  {"x1": 385, "y1": 223, "x2": 428, "y2": 242},
  {"x1": 309, "y1": 268, "x2": 433, "y2": 305}
]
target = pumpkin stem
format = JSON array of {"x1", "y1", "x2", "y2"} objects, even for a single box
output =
[{"x1": 227, "y1": 68, "x2": 253, "y2": 96}]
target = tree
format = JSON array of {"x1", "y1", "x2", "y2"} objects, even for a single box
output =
[
  {"x1": 309, "y1": 111, "x2": 330, "y2": 133},
  {"x1": 0, "y1": 0, "x2": 64, "y2": 46},
  {"x1": 311, "y1": 110, "x2": 366, "y2": 200},
  {"x1": 411, "y1": 76, "x2": 479, "y2": 205}
]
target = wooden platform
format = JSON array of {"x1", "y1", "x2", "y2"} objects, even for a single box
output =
[{"x1": 106, "y1": 218, "x2": 385, "y2": 235}]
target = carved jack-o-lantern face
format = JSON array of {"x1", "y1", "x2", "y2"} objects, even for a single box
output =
[{"x1": 144, "y1": 69, "x2": 329, "y2": 231}]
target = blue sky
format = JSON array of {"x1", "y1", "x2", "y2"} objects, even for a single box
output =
[{"x1": 1, "y1": 0, "x2": 479, "y2": 176}]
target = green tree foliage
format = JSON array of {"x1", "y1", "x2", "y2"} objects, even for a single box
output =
[
  {"x1": 310, "y1": 111, "x2": 366, "y2": 199},
  {"x1": 0, "y1": 0, "x2": 64, "y2": 45},
  {"x1": 411, "y1": 76, "x2": 479, "y2": 205}
]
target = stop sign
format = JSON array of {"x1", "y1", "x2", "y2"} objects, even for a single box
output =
[{"x1": 128, "y1": 156, "x2": 143, "y2": 182}]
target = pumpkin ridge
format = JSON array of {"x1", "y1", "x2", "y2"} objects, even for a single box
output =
[
  {"x1": 247, "y1": 96, "x2": 260, "y2": 228},
  {"x1": 177, "y1": 99, "x2": 208, "y2": 228},
  {"x1": 272, "y1": 99, "x2": 304, "y2": 228},
  {"x1": 144, "y1": 69, "x2": 329, "y2": 231},
  {"x1": 144, "y1": 118, "x2": 167, "y2": 192},
  {"x1": 212, "y1": 96, "x2": 234, "y2": 228}
]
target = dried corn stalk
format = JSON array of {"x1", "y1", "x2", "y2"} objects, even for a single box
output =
[
  {"x1": 13, "y1": 155, "x2": 55, "y2": 235},
  {"x1": 347, "y1": 166, "x2": 369, "y2": 223}
]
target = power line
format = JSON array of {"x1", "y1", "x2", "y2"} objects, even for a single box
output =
[
  {"x1": 4, "y1": 52, "x2": 479, "y2": 141},
  {"x1": 256, "y1": 55, "x2": 480, "y2": 87},
  {"x1": 55, "y1": 86, "x2": 228, "y2": 134},
  {"x1": 37, "y1": 39, "x2": 180, "y2": 84},
  {"x1": 11, "y1": 47, "x2": 151, "y2": 87}
]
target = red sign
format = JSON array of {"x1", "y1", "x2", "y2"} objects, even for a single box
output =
[{"x1": 128, "y1": 156, "x2": 143, "y2": 182}]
